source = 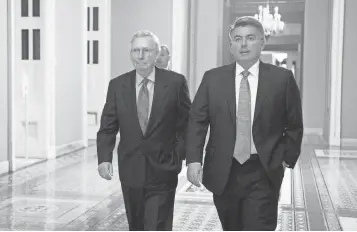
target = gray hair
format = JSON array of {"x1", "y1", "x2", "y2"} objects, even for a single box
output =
[
  {"x1": 130, "y1": 30, "x2": 161, "y2": 53},
  {"x1": 229, "y1": 16, "x2": 266, "y2": 43},
  {"x1": 160, "y1": 44, "x2": 170, "y2": 56}
]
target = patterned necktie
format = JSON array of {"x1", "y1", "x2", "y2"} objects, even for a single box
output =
[
  {"x1": 137, "y1": 78, "x2": 150, "y2": 134},
  {"x1": 233, "y1": 70, "x2": 251, "y2": 164}
]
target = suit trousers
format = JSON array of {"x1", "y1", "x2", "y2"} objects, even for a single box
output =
[
  {"x1": 121, "y1": 158, "x2": 178, "y2": 231},
  {"x1": 213, "y1": 155, "x2": 280, "y2": 231}
]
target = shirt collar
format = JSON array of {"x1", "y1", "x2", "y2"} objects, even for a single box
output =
[
  {"x1": 235, "y1": 60, "x2": 260, "y2": 78},
  {"x1": 136, "y1": 68, "x2": 156, "y2": 86}
]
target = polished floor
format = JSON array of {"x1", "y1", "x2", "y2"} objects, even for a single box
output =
[{"x1": 0, "y1": 135, "x2": 357, "y2": 230}]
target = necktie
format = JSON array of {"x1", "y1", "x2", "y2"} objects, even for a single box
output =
[
  {"x1": 233, "y1": 70, "x2": 251, "y2": 164},
  {"x1": 137, "y1": 78, "x2": 150, "y2": 134}
]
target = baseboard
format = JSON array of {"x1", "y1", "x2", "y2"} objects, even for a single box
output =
[
  {"x1": 315, "y1": 149, "x2": 357, "y2": 158},
  {"x1": 341, "y1": 138, "x2": 357, "y2": 147},
  {"x1": 304, "y1": 128, "x2": 323, "y2": 136},
  {"x1": 55, "y1": 140, "x2": 87, "y2": 158},
  {"x1": 0, "y1": 140, "x2": 88, "y2": 175},
  {"x1": 0, "y1": 161, "x2": 9, "y2": 176}
]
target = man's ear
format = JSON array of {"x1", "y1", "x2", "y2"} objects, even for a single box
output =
[
  {"x1": 261, "y1": 43, "x2": 265, "y2": 51},
  {"x1": 260, "y1": 38, "x2": 266, "y2": 50},
  {"x1": 155, "y1": 52, "x2": 160, "y2": 60}
]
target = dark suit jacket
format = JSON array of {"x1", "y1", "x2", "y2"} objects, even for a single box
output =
[
  {"x1": 97, "y1": 67, "x2": 191, "y2": 188},
  {"x1": 186, "y1": 61, "x2": 303, "y2": 195}
]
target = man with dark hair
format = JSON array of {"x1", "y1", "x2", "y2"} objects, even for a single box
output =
[{"x1": 186, "y1": 16, "x2": 303, "y2": 230}]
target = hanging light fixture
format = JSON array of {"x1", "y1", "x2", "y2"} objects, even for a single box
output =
[{"x1": 254, "y1": 1, "x2": 285, "y2": 37}]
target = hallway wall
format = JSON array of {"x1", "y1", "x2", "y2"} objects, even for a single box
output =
[
  {"x1": 341, "y1": 0, "x2": 357, "y2": 141},
  {"x1": 189, "y1": 0, "x2": 224, "y2": 94},
  {"x1": 111, "y1": 0, "x2": 173, "y2": 77},
  {"x1": 302, "y1": 0, "x2": 329, "y2": 133},
  {"x1": 54, "y1": 0, "x2": 85, "y2": 146},
  {"x1": 171, "y1": 0, "x2": 189, "y2": 78},
  {"x1": 0, "y1": 0, "x2": 8, "y2": 162},
  {"x1": 110, "y1": 0, "x2": 224, "y2": 98}
]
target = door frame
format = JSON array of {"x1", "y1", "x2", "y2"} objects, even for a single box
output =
[
  {"x1": 323, "y1": 0, "x2": 333, "y2": 144},
  {"x1": 328, "y1": 0, "x2": 345, "y2": 147},
  {"x1": 84, "y1": 0, "x2": 111, "y2": 141},
  {"x1": 82, "y1": 0, "x2": 88, "y2": 146},
  {"x1": 7, "y1": 0, "x2": 16, "y2": 172}
]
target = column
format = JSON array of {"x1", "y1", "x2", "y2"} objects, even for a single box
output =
[
  {"x1": 43, "y1": 0, "x2": 56, "y2": 158},
  {"x1": 328, "y1": 0, "x2": 345, "y2": 146},
  {"x1": 188, "y1": 0, "x2": 224, "y2": 96}
]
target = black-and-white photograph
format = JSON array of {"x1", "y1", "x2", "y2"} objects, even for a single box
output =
[{"x1": 0, "y1": 0, "x2": 355, "y2": 231}]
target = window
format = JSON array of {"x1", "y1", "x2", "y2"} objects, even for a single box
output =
[
  {"x1": 32, "y1": 0, "x2": 40, "y2": 17},
  {"x1": 21, "y1": 29, "x2": 29, "y2": 60},
  {"x1": 33, "y1": 29, "x2": 41, "y2": 60},
  {"x1": 87, "y1": 40, "x2": 90, "y2": 64},
  {"x1": 93, "y1": 7, "x2": 99, "y2": 31},
  {"x1": 21, "y1": 0, "x2": 41, "y2": 61},
  {"x1": 93, "y1": 40, "x2": 99, "y2": 64},
  {"x1": 87, "y1": 6, "x2": 100, "y2": 64},
  {"x1": 87, "y1": 7, "x2": 90, "y2": 31},
  {"x1": 21, "y1": 0, "x2": 29, "y2": 17}
]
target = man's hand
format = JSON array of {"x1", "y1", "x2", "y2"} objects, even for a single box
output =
[
  {"x1": 187, "y1": 162, "x2": 202, "y2": 187},
  {"x1": 98, "y1": 162, "x2": 113, "y2": 180}
]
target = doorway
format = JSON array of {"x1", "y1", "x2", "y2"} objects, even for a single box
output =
[
  {"x1": 86, "y1": 0, "x2": 111, "y2": 140},
  {"x1": 6, "y1": 0, "x2": 46, "y2": 173}
]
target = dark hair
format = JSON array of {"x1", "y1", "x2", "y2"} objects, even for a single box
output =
[{"x1": 229, "y1": 16, "x2": 266, "y2": 42}]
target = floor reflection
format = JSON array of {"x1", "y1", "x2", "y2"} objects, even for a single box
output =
[{"x1": 0, "y1": 136, "x2": 356, "y2": 230}]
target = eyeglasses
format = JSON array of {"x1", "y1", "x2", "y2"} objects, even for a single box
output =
[{"x1": 131, "y1": 48, "x2": 155, "y2": 56}]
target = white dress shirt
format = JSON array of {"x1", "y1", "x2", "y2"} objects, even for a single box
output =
[
  {"x1": 136, "y1": 68, "x2": 155, "y2": 119},
  {"x1": 235, "y1": 61, "x2": 259, "y2": 154}
]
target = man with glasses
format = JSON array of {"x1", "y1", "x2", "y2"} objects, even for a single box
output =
[
  {"x1": 186, "y1": 16, "x2": 303, "y2": 230},
  {"x1": 97, "y1": 30, "x2": 191, "y2": 230}
]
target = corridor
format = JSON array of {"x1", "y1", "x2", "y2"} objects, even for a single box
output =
[
  {"x1": 1, "y1": 0, "x2": 357, "y2": 230},
  {"x1": 1, "y1": 134, "x2": 357, "y2": 231}
]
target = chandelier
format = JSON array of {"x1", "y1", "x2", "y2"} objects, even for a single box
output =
[{"x1": 254, "y1": 3, "x2": 285, "y2": 37}]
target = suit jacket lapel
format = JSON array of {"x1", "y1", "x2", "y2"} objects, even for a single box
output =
[
  {"x1": 224, "y1": 63, "x2": 236, "y2": 124},
  {"x1": 122, "y1": 70, "x2": 143, "y2": 136},
  {"x1": 145, "y1": 68, "x2": 169, "y2": 136},
  {"x1": 121, "y1": 70, "x2": 136, "y2": 111},
  {"x1": 253, "y1": 61, "x2": 270, "y2": 124},
  {"x1": 225, "y1": 61, "x2": 270, "y2": 125}
]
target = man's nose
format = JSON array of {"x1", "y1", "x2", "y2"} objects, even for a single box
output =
[
  {"x1": 241, "y1": 38, "x2": 247, "y2": 46},
  {"x1": 138, "y1": 50, "x2": 145, "y2": 59}
]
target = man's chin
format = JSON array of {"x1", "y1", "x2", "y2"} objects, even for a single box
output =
[
  {"x1": 237, "y1": 55, "x2": 253, "y2": 60},
  {"x1": 135, "y1": 65, "x2": 155, "y2": 74},
  {"x1": 135, "y1": 64, "x2": 150, "y2": 70}
]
